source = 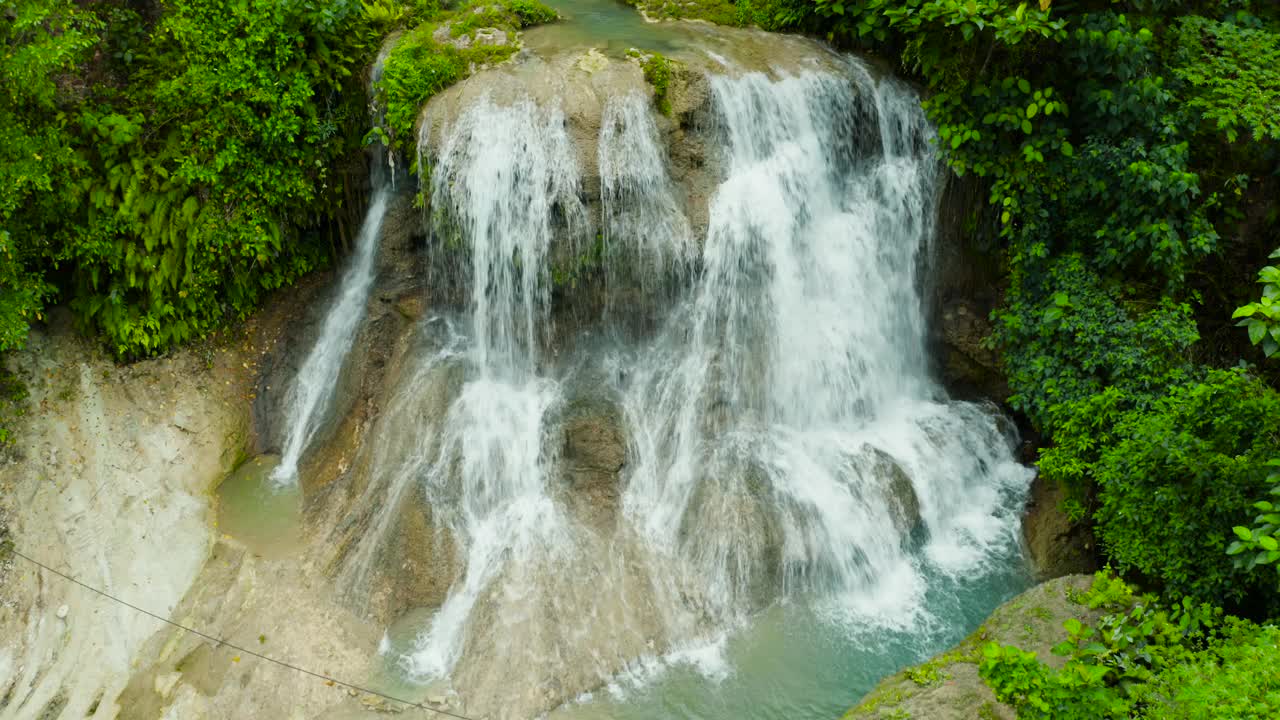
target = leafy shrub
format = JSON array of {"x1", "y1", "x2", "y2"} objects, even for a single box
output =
[
  {"x1": 981, "y1": 570, "x2": 1280, "y2": 719},
  {"x1": 1087, "y1": 369, "x2": 1280, "y2": 607},
  {"x1": 1169, "y1": 15, "x2": 1280, "y2": 144},
  {"x1": 628, "y1": 50, "x2": 675, "y2": 115},
  {"x1": 1141, "y1": 623, "x2": 1280, "y2": 718},
  {"x1": 1227, "y1": 459, "x2": 1280, "y2": 587},
  {"x1": 0, "y1": 0, "x2": 101, "y2": 352},
  {"x1": 1233, "y1": 248, "x2": 1280, "y2": 357},
  {"x1": 994, "y1": 254, "x2": 1198, "y2": 435},
  {"x1": 2, "y1": 0, "x2": 381, "y2": 358},
  {"x1": 376, "y1": 0, "x2": 557, "y2": 150}
]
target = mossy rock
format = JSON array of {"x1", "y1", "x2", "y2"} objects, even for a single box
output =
[{"x1": 845, "y1": 574, "x2": 1105, "y2": 720}]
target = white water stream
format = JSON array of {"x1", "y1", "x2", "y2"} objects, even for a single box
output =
[
  {"x1": 300, "y1": 58, "x2": 1032, "y2": 719},
  {"x1": 270, "y1": 49, "x2": 397, "y2": 486}
]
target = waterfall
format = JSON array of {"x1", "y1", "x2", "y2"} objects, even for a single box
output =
[
  {"x1": 619, "y1": 69, "x2": 1028, "y2": 628},
  {"x1": 270, "y1": 190, "x2": 390, "y2": 485},
  {"x1": 355, "y1": 61, "x2": 1030, "y2": 717},
  {"x1": 598, "y1": 92, "x2": 694, "y2": 289},
  {"x1": 270, "y1": 49, "x2": 397, "y2": 486},
  {"x1": 402, "y1": 97, "x2": 588, "y2": 679}
]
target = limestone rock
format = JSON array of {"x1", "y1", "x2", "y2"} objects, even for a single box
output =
[
  {"x1": 153, "y1": 672, "x2": 181, "y2": 699},
  {"x1": 432, "y1": 23, "x2": 472, "y2": 51},
  {"x1": 576, "y1": 48, "x2": 609, "y2": 74},
  {"x1": 561, "y1": 400, "x2": 627, "y2": 530},
  {"x1": 472, "y1": 27, "x2": 508, "y2": 47},
  {"x1": 1022, "y1": 474, "x2": 1097, "y2": 578},
  {"x1": 870, "y1": 448, "x2": 922, "y2": 539}
]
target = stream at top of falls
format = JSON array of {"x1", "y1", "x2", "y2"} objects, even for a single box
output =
[{"x1": 241, "y1": 19, "x2": 1036, "y2": 720}]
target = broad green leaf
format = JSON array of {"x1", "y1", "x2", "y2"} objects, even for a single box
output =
[{"x1": 1249, "y1": 319, "x2": 1267, "y2": 345}]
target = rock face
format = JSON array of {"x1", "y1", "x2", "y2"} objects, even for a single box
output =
[
  {"x1": 846, "y1": 574, "x2": 1106, "y2": 720},
  {"x1": 0, "y1": 314, "x2": 253, "y2": 719},
  {"x1": 930, "y1": 174, "x2": 1009, "y2": 404},
  {"x1": 938, "y1": 301, "x2": 1010, "y2": 403},
  {"x1": 561, "y1": 399, "x2": 628, "y2": 531},
  {"x1": 1022, "y1": 475, "x2": 1098, "y2": 579}
]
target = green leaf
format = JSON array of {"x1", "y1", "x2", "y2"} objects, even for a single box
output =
[
  {"x1": 1260, "y1": 535, "x2": 1278, "y2": 552},
  {"x1": 1027, "y1": 104, "x2": 1038, "y2": 119},
  {"x1": 1249, "y1": 319, "x2": 1267, "y2": 345},
  {"x1": 1021, "y1": 119, "x2": 1033, "y2": 134},
  {"x1": 1017, "y1": 78, "x2": 1031, "y2": 94},
  {"x1": 1234, "y1": 526, "x2": 1254, "y2": 542}
]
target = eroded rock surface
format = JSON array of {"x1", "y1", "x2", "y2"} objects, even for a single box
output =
[{"x1": 0, "y1": 317, "x2": 252, "y2": 719}]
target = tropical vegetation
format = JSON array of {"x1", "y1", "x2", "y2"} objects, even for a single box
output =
[{"x1": 4, "y1": 0, "x2": 1280, "y2": 712}]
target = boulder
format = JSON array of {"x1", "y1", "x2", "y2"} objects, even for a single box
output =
[
  {"x1": 846, "y1": 574, "x2": 1106, "y2": 720},
  {"x1": 870, "y1": 448, "x2": 922, "y2": 539}
]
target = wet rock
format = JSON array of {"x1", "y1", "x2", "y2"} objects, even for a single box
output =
[
  {"x1": 393, "y1": 294, "x2": 427, "y2": 322},
  {"x1": 153, "y1": 672, "x2": 181, "y2": 699},
  {"x1": 938, "y1": 301, "x2": 1009, "y2": 403},
  {"x1": 870, "y1": 449, "x2": 922, "y2": 539},
  {"x1": 576, "y1": 48, "x2": 609, "y2": 74},
  {"x1": 561, "y1": 400, "x2": 626, "y2": 530},
  {"x1": 361, "y1": 693, "x2": 402, "y2": 713},
  {"x1": 848, "y1": 574, "x2": 1106, "y2": 720},
  {"x1": 1022, "y1": 474, "x2": 1097, "y2": 579}
]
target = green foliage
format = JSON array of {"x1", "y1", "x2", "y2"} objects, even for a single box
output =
[
  {"x1": 0, "y1": 0, "x2": 102, "y2": 352},
  {"x1": 981, "y1": 572, "x2": 1280, "y2": 719},
  {"x1": 630, "y1": 50, "x2": 676, "y2": 116},
  {"x1": 1082, "y1": 370, "x2": 1280, "y2": 606},
  {"x1": 995, "y1": 254, "x2": 1198, "y2": 434},
  {"x1": 67, "y1": 0, "x2": 381, "y2": 357},
  {"x1": 379, "y1": 25, "x2": 468, "y2": 149},
  {"x1": 375, "y1": 0, "x2": 558, "y2": 151},
  {"x1": 1227, "y1": 459, "x2": 1280, "y2": 587},
  {"x1": 1170, "y1": 16, "x2": 1280, "y2": 143},
  {"x1": 1141, "y1": 623, "x2": 1280, "y2": 718},
  {"x1": 0, "y1": 0, "x2": 382, "y2": 359},
  {"x1": 1233, "y1": 248, "x2": 1280, "y2": 357}
]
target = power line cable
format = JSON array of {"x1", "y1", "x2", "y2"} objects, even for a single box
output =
[{"x1": 5, "y1": 546, "x2": 481, "y2": 720}]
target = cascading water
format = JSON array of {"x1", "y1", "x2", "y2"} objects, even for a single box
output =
[
  {"x1": 400, "y1": 97, "x2": 589, "y2": 680},
  {"x1": 271, "y1": 190, "x2": 390, "y2": 485},
  {"x1": 270, "y1": 51, "x2": 397, "y2": 486},
  {"x1": 349, "y1": 57, "x2": 1031, "y2": 720},
  {"x1": 617, "y1": 68, "x2": 1029, "y2": 633},
  {"x1": 598, "y1": 91, "x2": 694, "y2": 289}
]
